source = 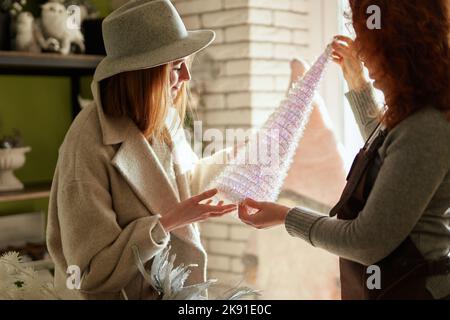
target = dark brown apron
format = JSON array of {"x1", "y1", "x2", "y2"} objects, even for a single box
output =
[{"x1": 329, "y1": 125, "x2": 450, "y2": 300}]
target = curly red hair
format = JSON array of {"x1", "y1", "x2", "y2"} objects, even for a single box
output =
[{"x1": 348, "y1": 0, "x2": 450, "y2": 129}]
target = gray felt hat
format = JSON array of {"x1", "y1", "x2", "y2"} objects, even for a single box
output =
[{"x1": 93, "y1": 0, "x2": 215, "y2": 82}]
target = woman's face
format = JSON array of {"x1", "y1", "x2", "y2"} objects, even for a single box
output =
[
  {"x1": 355, "y1": 38, "x2": 387, "y2": 92},
  {"x1": 361, "y1": 55, "x2": 382, "y2": 89},
  {"x1": 169, "y1": 58, "x2": 191, "y2": 101}
]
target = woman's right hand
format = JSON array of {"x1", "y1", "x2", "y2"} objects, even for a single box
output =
[
  {"x1": 159, "y1": 188, "x2": 236, "y2": 232},
  {"x1": 331, "y1": 35, "x2": 368, "y2": 91}
]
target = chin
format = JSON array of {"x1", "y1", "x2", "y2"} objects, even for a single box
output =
[{"x1": 373, "y1": 80, "x2": 381, "y2": 89}]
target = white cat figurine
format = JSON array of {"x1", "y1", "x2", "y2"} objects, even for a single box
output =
[{"x1": 35, "y1": 1, "x2": 85, "y2": 55}]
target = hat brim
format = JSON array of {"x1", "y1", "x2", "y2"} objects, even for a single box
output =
[{"x1": 93, "y1": 30, "x2": 215, "y2": 82}]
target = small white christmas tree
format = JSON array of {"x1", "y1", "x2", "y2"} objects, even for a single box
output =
[{"x1": 210, "y1": 44, "x2": 333, "y2": 203}]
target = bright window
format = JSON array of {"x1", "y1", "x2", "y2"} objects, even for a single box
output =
[{"x1": 321, "y1": 0, "x2": 385, "y2": 170}]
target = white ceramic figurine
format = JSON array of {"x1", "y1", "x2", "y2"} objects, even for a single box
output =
[
  {"x1": 34, "y1": 1, "x2": 85, "y2": 55},
  {"x1": 14, "y1": 11, "x2": 40, "y2": 52}
]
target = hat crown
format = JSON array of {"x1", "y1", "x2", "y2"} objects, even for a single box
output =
[{"x1": 102, "y1": 0, "x2": 188, "y2": 59}]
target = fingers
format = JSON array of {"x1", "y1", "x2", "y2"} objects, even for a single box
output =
[
  {"x1": 191, "y1": 188, "x2": 218, "y2": 204},
  {"x1": 331, "y1": 42, "x2": 352, "y2": 58},
  {"x1": 209, "y1": 206, "x2": 237, "y2": 217},
  {"x1": 238, "y1": 203, "x2": 260, "y2": 228},
  {"x1": 332, "y1": 55, "x2": 343, "y2": 66},
  {"x1": 238, "y1": 202, "x2": 250, "y2": 220},
  {"x1": 203, "y1": 199, "x2": 223, "y2": 206},
  {"x1": 334, "y1": 35, "x2": 354, "y2": 46},
  {"x1": 243, "y1": 198, "x2": 264, "y2": 209},
  {"x1": 198, "y1": 203, "x2": 236, "y2": 216},
  {"x1": 194, "y1": 205, "x2": 237, "y2": 224}
]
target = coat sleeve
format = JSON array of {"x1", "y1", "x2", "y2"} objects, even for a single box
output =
[{"x1": 56, "y1": 179, "x2": 170, "y2": 294}]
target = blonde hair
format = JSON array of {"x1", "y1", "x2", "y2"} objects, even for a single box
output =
[{"x1": 100, "y1": 58, "x2": 193, "y2": 148}]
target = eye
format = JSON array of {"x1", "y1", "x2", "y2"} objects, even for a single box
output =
[{"x1": 173, "y1": 65, "x2": 182, "y2": 72}]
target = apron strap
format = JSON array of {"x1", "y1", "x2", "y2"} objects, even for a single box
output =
[{"x1": 329, "y1": 124, "x2": 387, "y2": 218}]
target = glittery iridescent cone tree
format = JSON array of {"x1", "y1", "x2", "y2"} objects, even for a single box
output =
[{"x1": 209, "y1": 44, "x2": 333, "y2": 203}]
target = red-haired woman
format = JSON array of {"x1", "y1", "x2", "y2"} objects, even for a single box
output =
[
  {"x1": 46, "y1": 0, "x2": 235, "y2": 300},
  {"x1": 239, "y1": 0, "x2": 450, "y2": 299}
]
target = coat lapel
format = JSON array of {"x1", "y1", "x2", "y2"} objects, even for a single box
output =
[
  {"x1": 111, "y1": 125, "x2": 179, "y2": 215},
  {"x1": 111, "y1": 127, "x2": 204, "y2": 253},
  {"x1": 90, "y1": 80, "x2": 203, "y2": 253}
]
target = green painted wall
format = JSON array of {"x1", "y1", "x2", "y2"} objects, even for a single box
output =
[
  {"x1": 0, "y1": 0, "x2": 112, "y2": 216},
  {"x1": 91, "y1": 0, "x2": 111, "y2": 18}
]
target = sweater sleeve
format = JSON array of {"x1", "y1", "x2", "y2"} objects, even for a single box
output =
[
  {"x1": 284, "y1": 109, "x2": 450, "y2": 266},
  {"x1": 57, "y1": 180, "x2": 170, "y2": 294},
  {"x1": 345, "y1": 83, "x2": 381, "y2": 141},
  {"x1": 285, "y1": 206, "x2": 327, "y2": 244}
]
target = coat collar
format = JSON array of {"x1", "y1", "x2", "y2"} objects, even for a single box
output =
[{"x1": 90, "y1": 81, "x2": 204, "y2": 253}]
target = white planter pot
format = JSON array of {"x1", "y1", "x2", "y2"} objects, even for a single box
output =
[{"x1": 0, "y1": 147, "x2": 31, "y2": 192}]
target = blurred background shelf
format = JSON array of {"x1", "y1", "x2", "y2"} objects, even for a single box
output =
[
  {"x1": 0, "y1": 51, "x2": 104, "y2": 75},
  {"x1": 0, "y1": 182, "x2": 52, "y2": 203}
]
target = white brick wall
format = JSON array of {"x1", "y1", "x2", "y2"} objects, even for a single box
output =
[
  {"x1": 231, "y1": 257, "x2": 245, "y2": 273},
  {"x1": 200, "y1": 222, "x2": 229, "y2": 239},
  {"x1": 208, "y1": 255, "x2": 231, "y2": 271},
  {"x1": 202, "y1": 94, "x2": 227, "y2": 109},
  {"x1": 273, "y1": 11, "x2": 308, "y2": 29},
  {"x1": 175, "y1": 0, "x2": 222, "y2": 15},
  {"x1": 172, "y1": 0, "x2": 314, "y2": 290},
  {"x1": 274, "y1": 43, "x2": 309, "y2": 59},
  {"x1": 226, "y1": 0, "x2": 291, "y2": 11},
  {"x1": 230, "y1": 225, "x2": 253, "y2": 241},
  {"x1": 209, "y1": 240, "x2": 247, "y2": 256},
  {"x1": 202, "y1": 9, "x2": 248, "y2": 28}
]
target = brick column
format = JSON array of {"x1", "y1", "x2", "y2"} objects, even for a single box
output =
[{"x1": 172, "y1": 0, "x2": 312, "y2": 295}]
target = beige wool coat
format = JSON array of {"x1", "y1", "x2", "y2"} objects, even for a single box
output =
[{"x1": 46, "y1": 80, "x2": 230, "y2": 300}]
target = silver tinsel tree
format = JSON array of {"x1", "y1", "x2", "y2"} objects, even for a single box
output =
[
  {"x1": 210, "y1": 44, "x2": 333, "y2": 203},
  {"x1": 133, "y1": 246, "x2": 258, "y2": 300}
]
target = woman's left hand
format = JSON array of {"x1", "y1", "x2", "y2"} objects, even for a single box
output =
[{"x1": 238, "y1": 198, "x2": 291, "y2": 229}]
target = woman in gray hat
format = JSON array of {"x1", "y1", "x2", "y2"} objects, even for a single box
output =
[{"x1": 46, "y1": 0, "x2": 236, "y2": 300}]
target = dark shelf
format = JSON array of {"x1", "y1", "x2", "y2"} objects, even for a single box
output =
[
  {"x1": 0, "y1": 50, "x2": 104, "y2": 76},
  {"x1": 0, "y1": 182, "x2": 52, "y2": 203}
]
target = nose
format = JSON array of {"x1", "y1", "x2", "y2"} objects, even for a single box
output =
[{"x1": 180, "y1": 63, "x2": 192, "y2": 82}]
